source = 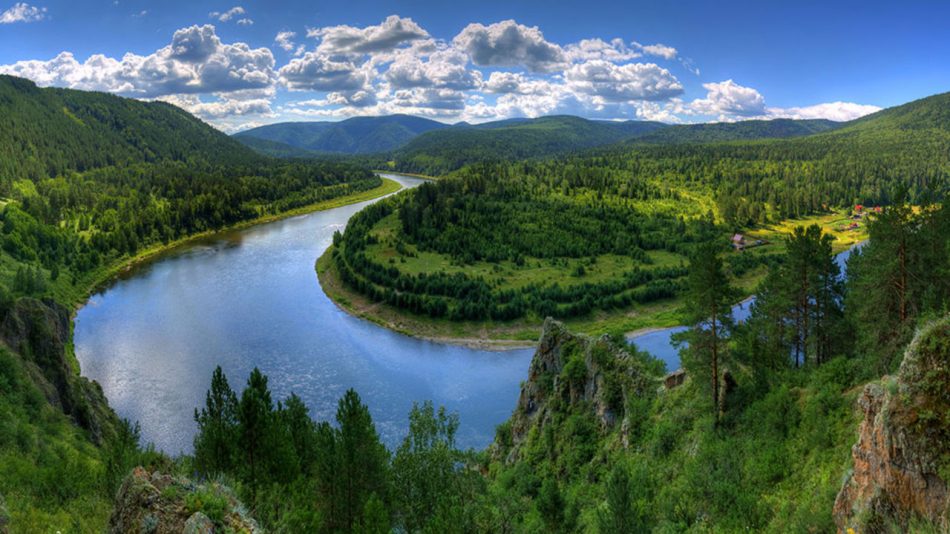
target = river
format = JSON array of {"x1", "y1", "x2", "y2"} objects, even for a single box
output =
[{"x1": 74, "y1": 172, "x2": 861, "y2": 453}]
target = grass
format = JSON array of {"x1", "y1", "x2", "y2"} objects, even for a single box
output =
[{"x1": 319, "y1": 208, "x2": 868, "y2": 347}]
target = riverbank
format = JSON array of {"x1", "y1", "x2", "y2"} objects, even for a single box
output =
[
  {"x1": 315, "y1": 209, "x2": 865, "y2": 349},
  {"x1": 316, "y1": 246, "x2": 686, "y2": 349},
  {"x1": 67, "y1": 177, "x2": 404, "y2": 313}
]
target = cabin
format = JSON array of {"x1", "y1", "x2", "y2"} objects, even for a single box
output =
[
  {"x1": 854, "y1": 204, "x2": 864, "y2": 213},
  {"x1": 731, "y1": 233, "x2": 746, "y2": 251}
]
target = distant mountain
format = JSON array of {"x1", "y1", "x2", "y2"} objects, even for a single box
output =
[
  {"x1": 233, "y1": 115, "x2": 448, "y2": 155},
  {"x1": 632, "y1": 118, "x2": 842, "y2": 144},
  {"x1": 0, "y1": 75, "x2": 259, "y2": 181},
  {"x1": 395, "y1": 115, "x2": 667, "y2": 175},
  {"x1": 235, "y1": 136, "x2": 321, "y2": 158}
]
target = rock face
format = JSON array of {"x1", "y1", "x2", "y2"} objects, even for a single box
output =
[
  {"x1": 493, "y1": 318, "x2": 657, "y2": 462},
  {"x1": 0, "y1": 297, "x2": 117, "y2": 443},
  {"x1": 109, "y1": 466, "x2": 260, "y2": 534},
  {"x1": 834, "y1": 317, "x2": 950, "y2": 533}
]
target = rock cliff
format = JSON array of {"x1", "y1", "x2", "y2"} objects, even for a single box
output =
[
  {"x1": 834, "y1": 316, "x2": 950, "y2": 532},
  {"x1": 109, "y1": 467, "x2": 260, "y2": 533},
  {"x1": 492, "y1": 318, "x2": 658, "y2": 463},
  {"x1": 0, "y1": 297, "x2": 117, "y2": 443}
]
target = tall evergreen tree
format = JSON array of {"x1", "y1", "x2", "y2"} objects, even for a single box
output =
[
  {"x1": 679, "y1": 241, "x2": 737, "y2": 421},
  {"x1": 237, "y1": 367, "x2": 275, "y2": 499},
  {"x1": 193, "y1": 366, "x2": 238, "y2": 476},
  {"x1": 327, "y1": 389, "x2": 390, "y2": 532}
]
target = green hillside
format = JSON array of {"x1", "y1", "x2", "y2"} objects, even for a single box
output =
[
  {"x1": 0, "y1": 75, "x2": 261, "y2": 182},
  {"x1": 395, "y1": 115, "x2": 666, "y2": 175},
  {"x1": 633, "y1": 118, "x2": 841, "y2": 144},
  {"x1": 234, "y1": 114, "x2": 447, "y2": 154}
]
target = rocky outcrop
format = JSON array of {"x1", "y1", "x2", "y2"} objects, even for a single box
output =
[
  {"x1": 0, "y1": 297, "x2": 117, "y2": 443},
  {"x1": 492, "y1": 318, "x2": 658, "y2": 462},
  {"x1": 834, "y1": 317, "x2": 950, "y2": 533},
  {"x1": 109, "y1": 467, "x2": 260, "y2": 534}
]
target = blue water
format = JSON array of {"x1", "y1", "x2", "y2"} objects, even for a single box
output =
[{"x1": 75, "y1": 174, "x2": 533, "y2": 454}]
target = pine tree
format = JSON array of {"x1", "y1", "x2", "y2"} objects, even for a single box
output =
[
  {"x1": 330, "y1": 389, "x2": 389, "y2": 532},
  {"x1": 679, "y1": 241, "x2": 737, "y2": 422},
  {"x1": 237, "y1": 367, "x2": 274, "y2": 499},
  {"x1": 193, "y1": 366, "x2": 238, "y2": 476}
]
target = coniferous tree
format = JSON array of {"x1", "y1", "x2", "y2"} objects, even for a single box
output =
[
  {"x1": 678, "y1": 241, "x2": 737, "y2": 421},
  {"x1": 327, "y1": 389, "x2": 390, "y2": 532},
  {"x1": 237, "y1": 367, "x2": 274, "y2": 499},
  {"x1": 193, "y1": 366, "x2": 238, "y2": 476}
]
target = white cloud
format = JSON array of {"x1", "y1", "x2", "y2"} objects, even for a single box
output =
[
  {"x1": 385, "y1": 48, "x2": 481, "y2": 90},
  {"x1": 1, "y1": 2, "x2": 46, "y2": 23},
  {"x1": 278, "y1": 52, "x2": 369, "y2": 92},
  {"x1": 159, "y1": 93, "x2": 272, "y2": 120},
  {"x1": 564, "y1": 38, "x2": 641, "y2": 63},
  {"x1": 307, "y1": 15, "x2": 429, "y2": 56},
  {"x1": 684, "y1": 79, "x2": 880, "y2": 122},
  {"x1": 0, "y1": 24, "x2": 276, "y2": 97},
  {"x1": 565, "y1": 60, "x2": 684, "y2": 102},
  {"x1": 237, "y1": 18, "x2": 252, "y2": 26},
  {"x1": 454, "y1": 20, "x2": 565, "y2": 73},
  {"x1": 209, "y1": 6, "x2": 244, "y2": 22},
  {"x1": 275, "y1": 31, "x2": 296, "y2": 52},
  {"x1": 686, "y1": 79, "x2": 766, "y2": 118},
  {"x1": 636, "y1": 42, "x2": 678, "y2": 60},
  {"x1": 767, "y1": 101, "x2": 881, "y2": 122}
]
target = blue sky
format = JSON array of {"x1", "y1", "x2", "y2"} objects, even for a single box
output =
[{"x1": 1, "y1": 0, "x2": 947, "y2": 131}]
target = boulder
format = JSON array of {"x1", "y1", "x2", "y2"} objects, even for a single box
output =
[{"x1": 109, "y1": 466, "x2": 260, "y2": 533}]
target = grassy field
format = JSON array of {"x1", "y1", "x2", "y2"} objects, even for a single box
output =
[{"x1": 319, "y1": 208, "x2": 870, "y2": 347}]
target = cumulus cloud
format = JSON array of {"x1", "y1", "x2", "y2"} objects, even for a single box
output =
[
  {"x1": 687, "y1": 79, "x2": 766, "y2": 118},
  {"x1": 0, "y1": 2, "x2": 46, "y2": 23},
  {"x1": 307, "y1": 15, "x2": 429, "y2": 56},
  {"x1": 0, "y1": 24, "x2": 275, "y2": 97},
  {"x1": 159, "y1": 93, "x2": 272, "y2": 120},
  {"x1": 278, "y1": 52, "x2": 369, "y2": 92},
  {"x1": 768, "y1": 101, "x2": 881, "y2": 122},
  {"x1": 565, "y1": 60, "x2": 684, "y2": 102},
  {"x1": 385, "y1": 48, "x2": 481, "y2": 91},
  {"x1": 454, "y1": 20, "x2": 565, "y2": 72},
  {"x1": 209, "y1": 6, "x2": 244, "y2": 22},
  {"x1": 685, "y1": 79, "x2": 880, "y2": 122}
]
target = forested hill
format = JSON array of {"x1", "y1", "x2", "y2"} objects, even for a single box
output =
[
  {"x1": 632, "y1": 118, "x2": 841, "y2": 144},
  {"x1": 829, "y1": 90, "x2": 950, "y2": 134},
  {"x1": 234, "y1": 114, "x2": 448, "y2": 155},
  {"x1": 394, "y1": 115, "x2": 666, "y2": 175},
  {"x1": 0, "y1": 75, "x2": 260, "y2": 182}
]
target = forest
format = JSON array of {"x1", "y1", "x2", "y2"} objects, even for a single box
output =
[
  {"x1": 0, "y1": 72, "x2": 948, "y2": 532},
  {"x1": 327, "y1": 92, "x2": 950, "y2": 332},
  {"x1": 90, "y1": 196, "x2": 950, "y2": 533}
]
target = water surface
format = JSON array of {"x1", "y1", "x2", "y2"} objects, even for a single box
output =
[{"x1": 75, "y1": 174, "x2": 533, "y2": 453}]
